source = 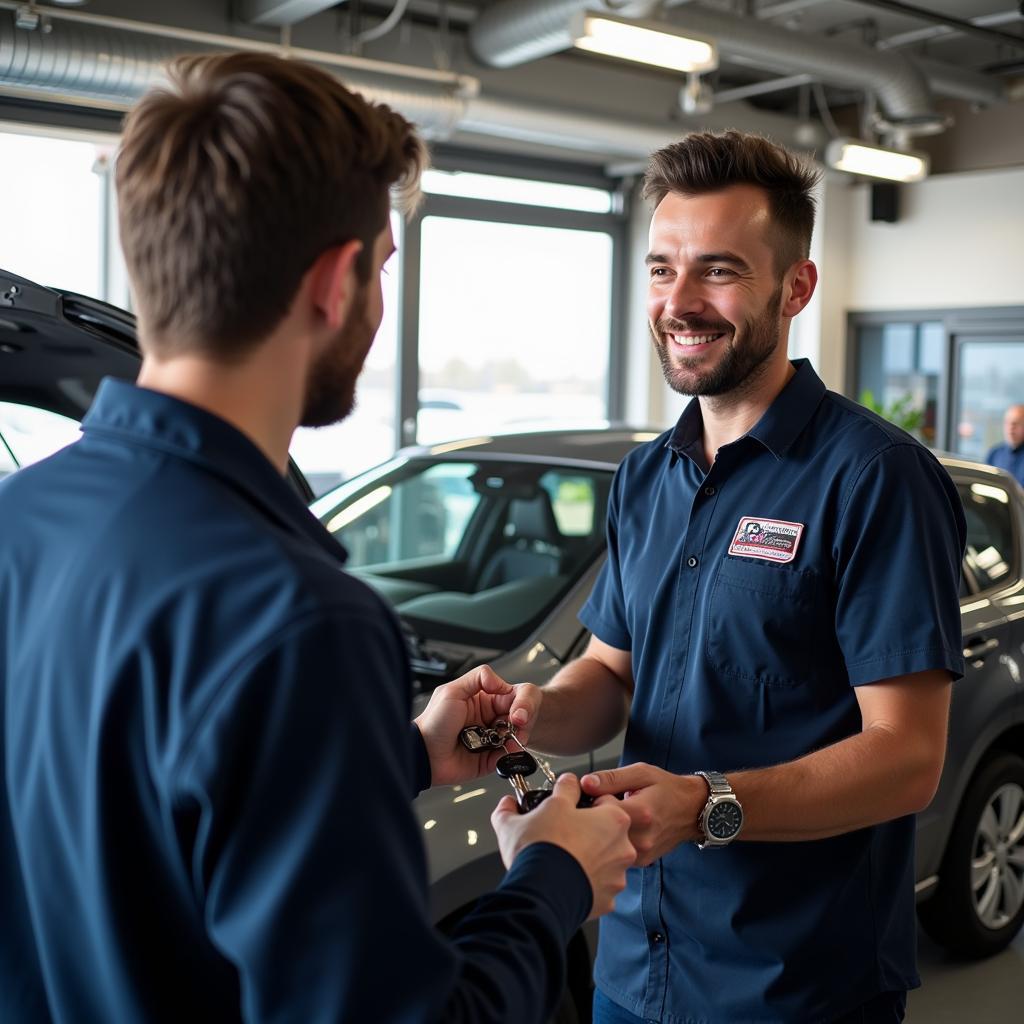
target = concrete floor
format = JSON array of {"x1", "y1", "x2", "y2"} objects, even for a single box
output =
[{"x1": 909, "y1": 923, "x2": 1024, "y2": 1021}]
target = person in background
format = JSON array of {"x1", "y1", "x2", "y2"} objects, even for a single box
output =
[
  {"x1": 985, "y1": 403, "x2": 1024, "y2": 486},
  {"x1": 505, "y1": 130, "x2": 965, "y2": 1024},
  {"x1": 0, "y1": 53, "x2": 634, "y2": 1024}
]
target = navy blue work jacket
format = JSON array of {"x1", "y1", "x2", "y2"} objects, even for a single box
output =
[
  {"x1": 581, "y1": 359, "x2": 965, "y2": 1024},
  {"x1": 0, "y1": 379, "x2": 590, "y2": 1023},
  {"x1": 986, "y1": 441, "x2": 1024, "y2": 487}
]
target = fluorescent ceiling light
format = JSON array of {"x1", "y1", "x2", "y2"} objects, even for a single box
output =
[
  {"x1": 825, "y1": 138, "x2": 929, "y2": 183},
  {"x1": 571, "y1": 13, "x2": 718, "y2": 74}
]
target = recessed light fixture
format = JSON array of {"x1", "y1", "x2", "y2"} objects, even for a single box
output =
[
  {"x1": 825, "y1": 138, "x2": 929, "y2": 183},
  {"x1": 571, "y1": 12, "x2": 718, "y2": 75}
]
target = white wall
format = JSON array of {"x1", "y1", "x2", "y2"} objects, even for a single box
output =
[
  {"x1": 797, "y1": 164, "x2": 1024, "y2": 393},
  {"x1": 842, "y1": 165, "x2": 1024, "y2": 311}
]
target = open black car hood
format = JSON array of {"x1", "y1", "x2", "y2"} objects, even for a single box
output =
[{"x1": 0, "y1": 268, "x2": 313, "y2": 501}]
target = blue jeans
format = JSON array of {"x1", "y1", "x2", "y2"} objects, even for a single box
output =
[{"x1": 592, "y1": 988, "x2": 907, "y2": 1023}]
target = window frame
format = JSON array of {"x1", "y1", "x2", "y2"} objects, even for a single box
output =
[
  {"x1": 397, "y1": 148, "x2": 629, "y2": 451},
  {"x1": 846, "y1": 306, "x2": 1024, "y2": 453}
]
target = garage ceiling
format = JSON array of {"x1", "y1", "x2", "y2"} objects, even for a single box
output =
[{"x1": 0, "y1": 0, "x2": 1021, "y2": 171}]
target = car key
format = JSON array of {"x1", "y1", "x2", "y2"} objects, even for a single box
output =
[{"x1": 495, "y1": 750, "x2": 540, "y2": 811}]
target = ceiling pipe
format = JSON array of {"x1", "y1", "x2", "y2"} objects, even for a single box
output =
[
  {"x1": 0, "y1": 12, "x2": 823, "y2": 163},
  {"x1": 469, "y1": 0, "x2": 657, "y2": 69},
  {"x1": 470, "y1": 0, "x2": 1008, "y2": 126}
]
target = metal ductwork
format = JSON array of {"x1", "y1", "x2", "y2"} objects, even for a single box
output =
[
  {"x1": 0, "y1": 18, "x2": 186, "y2": 102},
  {"x1": 469, "y1": 0, "x2": 656, "y2": 69},
  {"x1": 0, "y1": 12, "x2": 823, "y2": 165},
  {"x1": 470, "y1": 0, "x2": 1007, "y2": 129}
]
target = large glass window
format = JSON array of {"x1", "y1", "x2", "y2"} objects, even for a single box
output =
[
  {"x1": 0, "y1": 130, "x2": 107, "y2": 297},
  {"x1": 854, "y1": 321, "x2": 942, "y2": 446},
  {"x1": 954, "y1": 338, "x2": 1024, "y2": 461},
  {"x1": 417, "y1": 217, "x2": 613, "y2": 444}
]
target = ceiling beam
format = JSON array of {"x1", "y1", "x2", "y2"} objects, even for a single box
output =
[
  {"x1": 846, "y1": 1, "x2": 1024, "y2": 53},
  {"x1": 239, "y1": 0, "x2": 346, "y2": 28}
]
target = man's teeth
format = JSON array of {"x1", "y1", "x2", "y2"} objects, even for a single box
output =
[{"x1": 672, "y1": 333, "x2": 721, "y2": 346}]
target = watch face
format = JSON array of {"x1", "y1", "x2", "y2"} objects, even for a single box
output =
[{"x1": 707, "y1": 800, "x2": 742, "y2": 840}]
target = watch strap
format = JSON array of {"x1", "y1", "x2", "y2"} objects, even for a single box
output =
[{"x1": 695, "y1": 770, "x2": 731, "y2": 795}]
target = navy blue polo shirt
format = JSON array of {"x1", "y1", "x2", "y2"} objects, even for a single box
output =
[
  {"x1": 0, "y1": 379, "x2": 591, "y2": 1023},
  {"x1": 986, "y1": 442, "x2": 1024, "y2": 487},
  {"x1": 581, "y1": 359, "x2": 965, "y2": 1024}
]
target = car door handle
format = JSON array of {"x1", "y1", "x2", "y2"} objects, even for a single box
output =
[{"x1": 963, "y1": 637, "x2": 999, "y2": 660}]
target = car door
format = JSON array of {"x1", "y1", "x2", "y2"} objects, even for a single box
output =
[{"x1": 915, "y1": 469, "x2": 1024, "y2": 888}]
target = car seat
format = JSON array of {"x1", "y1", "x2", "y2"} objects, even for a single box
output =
[{"x1": 475, "y1": 490, "x2": 563, "y2": 591}]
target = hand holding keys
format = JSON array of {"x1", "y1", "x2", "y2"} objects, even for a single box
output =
[{"x1": 459, "y1": 719, "x2": 594, "y2": 813}]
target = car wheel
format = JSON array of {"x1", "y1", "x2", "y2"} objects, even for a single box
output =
[{"x1": 918, "y1": 752, "x2": 1024, "y2": 958}]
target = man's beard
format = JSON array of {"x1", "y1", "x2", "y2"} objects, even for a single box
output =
[
  {"x1": 651, "y1": 284, "x2": 784, "y2": 398},
  {"x1": 300, "y1": 287, "x2": 375, "y2": 429}
]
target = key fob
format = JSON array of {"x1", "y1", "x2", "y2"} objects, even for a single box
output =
[
  {"x1": 459, "y1": 725, "x2": 496, "y2": 752},
  {"x1": 515, "y1": 789, "x2": 597, "y2": 813},
  {"x1": 495, "y1": 751, "x2": 538, "y2": 779}
]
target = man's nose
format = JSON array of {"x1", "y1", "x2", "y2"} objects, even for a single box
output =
[{"x1": 663, "y1": 274, "x2": 707, "y2": 321}]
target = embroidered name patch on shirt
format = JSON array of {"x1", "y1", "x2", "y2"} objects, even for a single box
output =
[{"x1": 728, "y1": 516, "x2": 804, "y2": 564}]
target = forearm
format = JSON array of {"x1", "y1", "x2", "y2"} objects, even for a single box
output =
[
  {"x1": 731, "y1": 722, "x2": 944, "y2": 842},
  {"x1": 526, "y1": 657, "x2": 631, "y2": 757}
]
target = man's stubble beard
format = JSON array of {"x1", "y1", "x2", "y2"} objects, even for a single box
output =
[
  {"x1": 300, "y1": 286, "x2": 375, "y2": 429},
  {"x1": 652, "y1": 283, "x2": 784, "y2": 399}
]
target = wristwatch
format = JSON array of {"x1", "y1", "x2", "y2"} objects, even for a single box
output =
[{"x1": 693, "y1": 771, "x2": 744, "y2": 849}]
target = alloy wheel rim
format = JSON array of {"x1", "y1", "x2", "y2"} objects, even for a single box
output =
[{"x1": 971, "y1": 782, "x2": 1024, "y2": 930}]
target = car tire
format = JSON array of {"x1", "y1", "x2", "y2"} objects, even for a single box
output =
[{"x1": 918, "y1": 752, "x2": 1024, "y2": 958}]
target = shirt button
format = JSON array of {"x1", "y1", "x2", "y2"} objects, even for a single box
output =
[
  {"x1": 687, "y1": 556, "x2": 698, "y2": 568},
  {"x1": 704, "y1": 485, "x2": 716, "y2": 496},
  {"x1": 651, "y1": 931, "x2": 665, "y2": 944}
]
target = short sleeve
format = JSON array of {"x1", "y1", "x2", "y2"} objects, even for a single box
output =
[
  {"x1": 579, "y1": 464, "x2": 631, "y2": 650},
  {"x1": 833, "y1": 444, "x2": 966, "y2": 686}
]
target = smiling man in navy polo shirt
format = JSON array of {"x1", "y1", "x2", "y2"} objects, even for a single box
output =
[{"x1": 509, "y1": 131, "x2": 965, "y2": 1023}]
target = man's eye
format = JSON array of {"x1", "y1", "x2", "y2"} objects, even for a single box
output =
[
  {"x1": 707, "y1": 267, "x2": 733, "y2": 277},
  {"x1": 650, "y1": 267, "x2": 670, "y2": 277}
]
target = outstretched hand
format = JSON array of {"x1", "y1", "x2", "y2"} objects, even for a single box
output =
[
  {"x1": 414, "y1": 665, "x2": 521, "y2": 786},
  {"x1": 581, "y1": 763, "x2": 705, "y2": 866}
]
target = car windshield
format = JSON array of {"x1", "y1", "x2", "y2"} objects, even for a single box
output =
[{"x1": 314, "y1": 457, "x2": 612, "y2": 650}]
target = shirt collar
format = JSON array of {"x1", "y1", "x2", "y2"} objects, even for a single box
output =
[
  {"x1": 82, "y1": 378, "x2": 347, "y2": 565},
  {"x1": 664, "y1": 358, "x2": 827, "y2": 466}
]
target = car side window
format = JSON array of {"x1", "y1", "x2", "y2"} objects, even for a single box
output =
[
  {"x1": 326, "y1": 462, "x2": 481, "y2": 568},
  {"x1": 957, "y1": 480, "x2": 1015, "y2": 593},
  {"x1": 540, "y1": 472, "x2": 596, "y2": 538},
  {"x1": 0, "y1": 402, "x2": 82, "y2": 473}
]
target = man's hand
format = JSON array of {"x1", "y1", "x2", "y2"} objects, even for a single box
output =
[
  {"x1": 581, "y1": 763, "x2": 705, "y2": 866},
  {"x1": 504, "y1": 681, "x2": 543, "y2": 747},
  {"x1": 490, "y1": 774, "x2": 635, "y2": 919},
  {"x1": 413, "y1": 666, "x2": 520, "y2": 787}
]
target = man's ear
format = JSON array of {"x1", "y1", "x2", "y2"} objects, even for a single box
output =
[
  {"x1": 781, "y1": 259, "x2": 818, "y2": 318},
  {"x1": 309, "y1": 240, "x2": 364, "y2": 329}
]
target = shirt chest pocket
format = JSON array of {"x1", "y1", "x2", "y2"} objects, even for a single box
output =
[{"x1": 705, "y1": 556, "x2": 825, "y2": 687}]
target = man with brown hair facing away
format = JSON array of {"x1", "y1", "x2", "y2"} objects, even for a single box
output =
[
  {"x1": 507, "y1": 131, "x2": 965, "y2": 1024},
  {"x1": 0, "y1": 54, "x2": 633, "y2": 1023}
]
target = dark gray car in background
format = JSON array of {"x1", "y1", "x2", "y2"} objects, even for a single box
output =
[{"x1": 4, "y1": 268, "x2": 1024, "y2": 1022}]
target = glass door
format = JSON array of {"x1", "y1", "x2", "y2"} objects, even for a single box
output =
[{"x1": 953, "y1": 335, "x2": 1024, "y2": 462}]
